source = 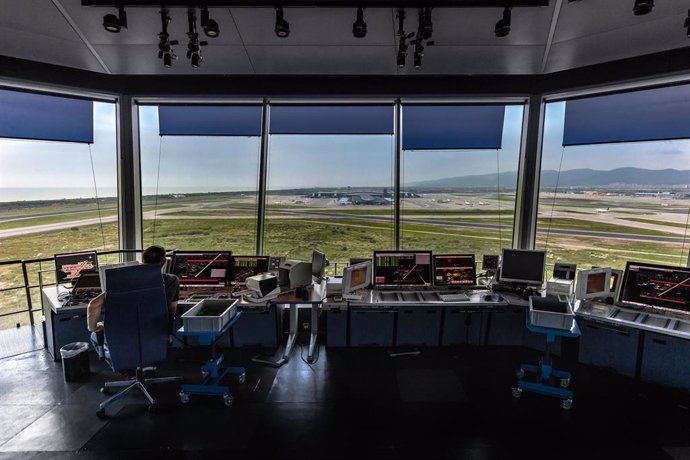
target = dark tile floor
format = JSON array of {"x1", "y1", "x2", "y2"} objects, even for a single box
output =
[{"x1": 0, "y1": 342, "x2": 689, "y2": 460}]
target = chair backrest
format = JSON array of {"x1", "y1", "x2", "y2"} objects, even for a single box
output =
[{"x1": 103, "y1": 264, "x2": 168, "y2": 371}]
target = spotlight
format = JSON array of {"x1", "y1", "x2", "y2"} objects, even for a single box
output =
[
  {"x1": 418, "y1": 8, "x2": 432, "y2": 40},
  {"x1": 633, "y1": 0, "x2": 654, "y2": 16},
  {"x1": 413, "y1": 52, "x2": 422, "y2": 69},
  {"x1": 352, "y1": 7, "x2": 367, "y2": 38},
  {"x1": 274, "y1": 7, "x2": 290, "y2": 38},
  {"x1": 158, "y1": 11, "x2": 178, "y2": 68},
  {"x1": 397, "y1": 50, "x2": 406, "y2": 68},
  {"x1": 495, "y1": 7, "x2": 512, "y2": 38},
  {"x1": 186, "y1": 10, "x2": 208, "y2": 68},
  {"x1": 395, "y1": 9, "x2": 413, "y2": 68},
  {"x1": 103, "y1": 5, "x2": 127, "y2": 33},
  {"x1": 200, "y1": 6, "x2": 220, "y2": 38},
  {"x1": 684, "y1": 9, "x2": 690, "y2": 37}
]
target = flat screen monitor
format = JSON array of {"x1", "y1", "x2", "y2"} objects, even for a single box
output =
[
  {"x1": 170, "y1": 251, "x2": 232, "y2": 287},
  {"x1": 576, "y1": 268, "x2": 611, "y2": 300},
  {"x1": 230, "y1": 256, "x2": 269, "y2": 285},
  {"x1": 55, "y1": 251, "x2": 99, "y2": 285},
  {"x1": 618, "y1": 262, "x2": 690, "y2": 312},
  {"x1": 553, "y1": 262, "x2": 577, "y2": 280},
  {"x1": 268, "y1": 256, "x2": 284, "y2": 272},
  {"x1": 72, "y1": 270, "x2": 101, "y2": 292},
  {"x1": 482, "y1": 254, "x2": 499, "y2": 271},
  {"x1": 312, "y1": 250, "x2": 327, "y2": 283},
  {"x1": 349, "y1": 258, "x2": 371, "y2": 266},
  {"x1": 342, "y1": 261, "x2": 372, "y2": 294},
  {"x1": 499, "y1": 249, "x2": 546, "y2": 285},
  {"x1": 433, "y1": 254, "x2": 476, "y2": 286},
  {"x1": 373, "y1": 251, "x2": 432, "y2": 288}
]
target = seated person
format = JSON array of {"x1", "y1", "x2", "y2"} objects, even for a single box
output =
[{"x1": 87, "y1": 245, "x2": 180, "y2": 354}]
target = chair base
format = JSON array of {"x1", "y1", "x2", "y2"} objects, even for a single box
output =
[{"x1": 96, "y1": 368, "x2": 182, "y2": 418}]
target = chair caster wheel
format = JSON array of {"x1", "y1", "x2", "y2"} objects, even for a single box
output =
[
  {"x1": 100, "y1": 387, "x2": 112, "y2": 395},
  {"x1": 560, "y1": 378, "x2": 570, "y2": 388},
  {"x1": 238, "y1": 373, "x2": 246, "y2": 384},
  {"x1": 515, "y1": 369, "x2": 524, "y2": 379},
  {"x1": 561, "y1": 399, "x2": 573, "y2": 410},
  {"x1": 179, "y1": 392, "x2": 190, "y2": 404},
  {"x1": 511, "y1": 387, "x2": 522, "y2": 398},
  {"x1": 223, "y1": 394, "x2": 234, "y2": 407},
  {"x1": 96, "y1": 408, "x2": 107, "y2": 419}
]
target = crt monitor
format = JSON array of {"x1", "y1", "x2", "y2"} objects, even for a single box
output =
[
  {"x1": 311, "y1": 250, "x2": 327, "y2": 283},
  {"x1": 618, "y1": 261, "x2": 690, "y2": 312},
  {"x1": 230, "y1": 256, "x2": 269, "y2": 285},
  {"x1": 482, "y1": 254, "x2": 499, "y2": 271},
  {"x1": 576, "y1": 268, "x2": 611, "y2": 300},
  {"x1": 433, "y1": 254, "x2": 476, "y2": 286},
  {"x1": 373, "y1": 251, "x2": 432, "y2": 288},
  {"x1": 170, "y1": 251, "x2": 232, "y2": 287},
  {"x1": 499, "y1": 249, "x2": 546, "y2": 285},
  {"x1": 55, "y1": 251, "x2": 99, "y2": 285},
  {"x1": 342, "y1": 260, "x2": 372, "y2": 294}
]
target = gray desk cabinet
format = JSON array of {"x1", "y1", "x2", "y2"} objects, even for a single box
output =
[
  {"x1": 232, "y1": 305, "x2": 278, "y2": 348},
  {"x1": 641, "y1": 332, "x2": 690, "y2": 389},
  {"x1": 326, "y1": 307, "x2": 348, "y2": 347},
  {"x1": 487, "y1": 307, "x2": 525, "y2": 346},
  {"x1": 42, "y1": 288, "x2": 91, "y2": 361},
  {"x1": 578, "y1": 318, "x2": 640, "y2": 377},
  {"x1": 442, "y1": 306, "x2": 485, "y2": 346},
  {"x1": 350, "y1": 306, "x2": 395, "y2": 347},
  {"x1": 396, "y1": 305, "x2": 442, "y2": 346}
]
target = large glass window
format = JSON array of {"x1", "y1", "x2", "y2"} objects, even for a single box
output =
[
  {"x1": 537, "y1": 98, "x2": 690, "y2": 272},
  {"x1": 264, "y1": 105, "x2": 395, "y2": 271},
  {"x1": 139, "y1": 105, "x2": 261, "y2": 254},
  {"x1": 400, "y1": 105, "x2": 524, "y2": 265},
  {"x1": 0, "y1": 97, "x2": 117, "y2": 328}
]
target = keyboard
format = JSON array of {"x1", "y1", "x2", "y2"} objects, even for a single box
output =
[
  {"x1": 342, "y1": 293, "x2": 363, "y2": 301},
  {"x1": 439, "y1": 292, "x2": 470, "y2": 302}
]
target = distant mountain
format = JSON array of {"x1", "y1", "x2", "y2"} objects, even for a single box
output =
[{"x1": 409, "y1": 168, "x2": 690, "y2": 189}]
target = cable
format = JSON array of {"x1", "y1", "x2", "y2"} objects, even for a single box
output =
[
  {"x1": 496, "y1": 148, "x2": 503, "y2": 248},
  {"x1": 299, "y1": 342, "x2": 319, "y2": 370},
  {"x1": 151, "y1": 136, "x2": 164, "y2": 244},
  {"x1": 543, "y1": 146, "x2": 566, "y2": 251},
  {"x1": 88, "y1": 144, "x2": 107, "y2": 251},
  {"x1": 679, "y1": 203, "x2": 690, "y2": 266}
]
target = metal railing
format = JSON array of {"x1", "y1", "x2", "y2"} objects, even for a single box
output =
[{"x1": 0, "y1": 250, "x2": 142, "y2": 326}]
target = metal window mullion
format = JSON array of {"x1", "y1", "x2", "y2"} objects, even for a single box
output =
[
  {"x1": 118, "y1": 95, "x2": 142, "y2": 260},
  {"x1": 394, "y1": 99, "x2": 402, "y2": 250},
  {"x1": 256, "y1": 99, "x2": 270, "y2": 255}
]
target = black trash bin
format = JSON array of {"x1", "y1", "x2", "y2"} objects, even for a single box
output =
[{"x1": 60, "y1": 342, "x2": 90, "y2": 382}]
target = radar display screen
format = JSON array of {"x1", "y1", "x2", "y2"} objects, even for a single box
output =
[
  {"x1": 619, "y1": 262, "x2": 690, "y2": 312},
  {"x1": 230, "y1": 256, "x2": 269, "y2": 285},
  {"x1": 373, "y1": 251, "x2": 432, "y2": 288},
  {"x1": 171, "y1": 251, "x2": 232, "y2": 287},
  {"x1": 55, "y1": 251, "x2": 98, "y2": 285},
  {"x1": 433, "y1": 254, "x2": 476, "y2": 286}
]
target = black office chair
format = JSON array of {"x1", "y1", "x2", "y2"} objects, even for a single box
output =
[{"x1": 96, "y1": 264, "x2": 181, "y2": 418}]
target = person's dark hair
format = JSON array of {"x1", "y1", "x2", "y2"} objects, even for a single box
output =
[{"x1": 143, "y1": 245, "x2": 167, "y2": 267}]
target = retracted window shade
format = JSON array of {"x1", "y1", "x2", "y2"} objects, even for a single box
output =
[
  {"x1": 0, "y1": 89, "x2": 93, "y2": 144},
  {"x1": 402, "y1": 105, "x2": 505, "y2": 150},
  {"x1": 269, "y1": 105, "x2": 394, "y2": 135},
  {"x1": 158, "y1": 105, "x2": 262, "y2": 136},
  {"x1": 563, "y1": 85, "x2": 690, "y2": 146}
]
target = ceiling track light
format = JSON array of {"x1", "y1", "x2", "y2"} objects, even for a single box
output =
[
  {"x1": 186, "y1": 10, "x2": 208, "y2": 68},
  {"x1": 494, "y1": 6, "x2": 511, "y2": 38},
  {"x1": 200, "y1": 6, "x2": 220, "y2": 38},
  {"x1": 103, "y1": 5, "x2": 127, "y2": 33},
  {"x1": 412, "y1": 7, "x2": 434, "y2": 69},
  {"x1": 395, "y1": 9, "x2": 414, "y2": 68},
  {"x1": 274, "y1": 6, "x2": 290, "y2": 38},
  {"x1": 685, "y1": 9, "x2": 690, "y2": 37},
  {"x1": 158, "y1": 10, "x2": 178, "y2": 68},
  {"x1": 633, "y1": 0, "x2": 654, "y2": 16},
  {"x1": 352, "y1": 7, "x2": 367, "y2": 38}
]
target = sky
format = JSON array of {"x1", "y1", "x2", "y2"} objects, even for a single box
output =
[{"x1": 1, "y1": 101, "x2": 689, "y2": 202}]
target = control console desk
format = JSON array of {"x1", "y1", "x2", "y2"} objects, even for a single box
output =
[{"x1": 42, "y1": 286, "x2": 94, "y2": 360}]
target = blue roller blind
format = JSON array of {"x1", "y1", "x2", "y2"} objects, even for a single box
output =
[
  {"x1": 158, "y1": 105, "x2": 262, "y2": 136},
  {"x1": 0, "y1": 89, "x2": 93, "y2": 143},
  {"x1": 269, "y1": 105, "x2": 393, "y2": 135},
  {"x1": 402, "y1": 105, "x2": 505, "y2": 150},
  {"x1": 563, "y1": 85, "x2": 690, "y2": 146}
]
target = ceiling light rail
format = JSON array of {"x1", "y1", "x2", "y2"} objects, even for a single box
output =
[{"x1": 84, "y1": 1, "x2": 549, "y2": 7}]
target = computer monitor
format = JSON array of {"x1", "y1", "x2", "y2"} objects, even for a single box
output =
[
  {"x1": 268, "y1": 256, "x2": 284, "y2": 272},
  {"x1": 553, "y1": 263, "x2": 577, "y2": 280},
  {"x1": 349, "y1": 258, "x2": 371, "y2": 266},
  {"x1": 230, "y1": 256, "x2": 269, "y2": 285},
  {"x1": 311, "y1": 250, "x2": 327, "y2": 283},
  {"x1": 482, "y1": 254, "x2": 499, "y2": 271},
  {"x1": 618, "y1": 261, "x2": 690, "y2": 312},
  {"x1": 170, "y1": 251, "x2": 232, "y2": 288},
  {"x1": 342, "y1": 260, "x2": 372, "y2": 294},
  {"x1": 373, "y1": 251, "x2": 432, "y2": 288},
  {"x1": 72, "y1": 270, "x2": 101, "y2": 293},
  {"x1": 55, "y1": 251, "x2": 99, "y2": 285},
  {"x1": 576, "y1": 268, "x2": 611, "y2": 300},
  {"x1": 433, "y1": 254, "x2": 476, "y2": 287},
  {"x1": 499, "y1": 249, "x2": 546, "y2": 285}
]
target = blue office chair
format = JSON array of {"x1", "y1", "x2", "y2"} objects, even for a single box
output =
[{"x1": 96, "y1": 263, "x2": 181, "y2": 418}]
